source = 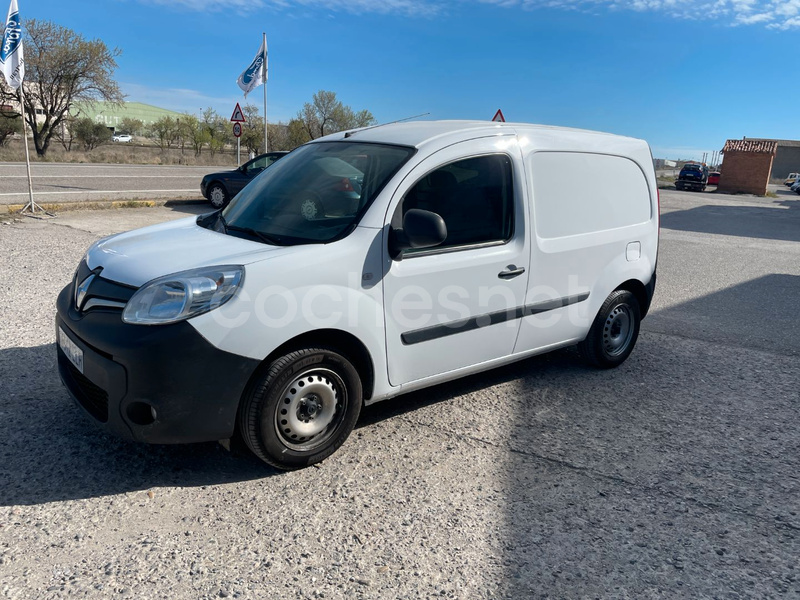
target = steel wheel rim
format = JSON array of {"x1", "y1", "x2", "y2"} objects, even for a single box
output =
[
  {"x1": 210, "y1": 187, "x2": 225, "y2": 208},
  {"x1": 274, "y1": 367, "x2": 347, "y2": 451},
  {"x1": 603, "y1": 304, "x2": 633, "y2": 357}
]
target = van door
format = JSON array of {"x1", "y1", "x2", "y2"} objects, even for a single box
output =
[{"x1": 382, "y1": 138, "x2": 530, "y2": 386}]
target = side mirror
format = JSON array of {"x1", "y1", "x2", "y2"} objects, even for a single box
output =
[{"x1": 389, "y1": 209, "x2": 447, "y2": 260}]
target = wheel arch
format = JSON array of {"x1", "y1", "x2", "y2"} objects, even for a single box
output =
[
  {"x1": 244, "y1": 328, "x2": 375, "y2": 402},
  {"x1": 615, "y1": 278, "x2": 651, "y2": 318}
]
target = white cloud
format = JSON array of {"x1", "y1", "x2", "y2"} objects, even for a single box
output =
[
  {"x1": 768, "y1": 14, "x2": 800, "y2": 25},
  {"x1": 140, "y1": 0, "x2": 443, "y2": 16},
  {"x1": 736, "y1": 11, "x2": 773, "y2": 22},
  {"x1": 481, "y1": 0, "x2": 800, "y2": 28},
  {"x1": 120, "y1": 82, "x2": 241, "y2": 113},
  {"x1": 136, "y1": 0, "x2": 800, "y2": 27}
]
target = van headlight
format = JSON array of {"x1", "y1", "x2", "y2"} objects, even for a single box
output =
[{"x1": 122, "y1": 266, "x2": 244, "y2": 325}]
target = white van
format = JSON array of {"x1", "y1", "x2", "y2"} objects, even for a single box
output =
[{"x1": 56, "y1": 121, "x2": 659, "y2": 470}]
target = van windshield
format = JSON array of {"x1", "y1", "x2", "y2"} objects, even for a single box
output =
[{"x1": 221, "y1": 141, "x2": 415, "y2": 245}]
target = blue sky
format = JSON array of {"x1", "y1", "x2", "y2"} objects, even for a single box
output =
[{"x1": 12, "y1": 0, "x2": 800, "y2": 159}]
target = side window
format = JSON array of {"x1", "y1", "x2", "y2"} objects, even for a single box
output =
[
  {"x1": 246, "y1": 156, "x2": 267, "y2": 174},
  {"x1": 401, "y1": 154, "x2": 514, "y2": 251}
]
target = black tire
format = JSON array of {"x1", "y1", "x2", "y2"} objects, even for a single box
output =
[
  {"x1": 579, "y1": 290, "x2": 641, "y2": 369},
  {"x1": 238, "y1": 347, "x2": 362, "y2": 470},
  {"x1": 208, "y1": 183, "x2": 229, "y2": 209}
]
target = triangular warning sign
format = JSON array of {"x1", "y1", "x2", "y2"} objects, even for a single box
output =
[
  {"x1": 230, "y1": 103, "x2": 246, "y2": 123},
  {"x1": 492, "y1": 109, "x2": 505, "y2": 123}
]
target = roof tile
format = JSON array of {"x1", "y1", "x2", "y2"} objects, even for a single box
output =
[{"x1": 722, "y1": 139, "x2": 778, "y2": 154}]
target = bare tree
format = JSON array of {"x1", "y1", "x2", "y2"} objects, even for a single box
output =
[
  {"x1": 180, "y1": 113, "x2": 209, "y2": 157},
  {"x1": 290, "y1": 90, "x2": 376, "y2": 144},
  {"x1": 202, "y1": 109, "x2": 230, "y2": 157},
  {"x1": 0, "y1": 20, "x2": 123, "y2": 157},
  {"x1": 119, "y1": 117, "x2": 144, "y2": 136},
  {"x1": 54, "y1": 113, "x2": 75, "y2": 151},
  {"x1": 146, "y1": 117, "x2": 178, "y2": 150},
  {"x1": 267, "y1": 122, "x2": 291, "y2": 152},
  {"x1": 240, "y1": 104, "x2": 264, "y2": 155}
]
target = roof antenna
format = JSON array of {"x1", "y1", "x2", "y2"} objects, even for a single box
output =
[{"x1": 344, "y1": 112, "x2": 431, "y2": 138}]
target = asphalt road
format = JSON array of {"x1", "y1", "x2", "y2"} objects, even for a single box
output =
[
  {"x1": 0, "y1": 189, "x2": 798, "y2": 599},
  {"x1": 0, "y1": 162, "x2": 222, "y2": 205}
]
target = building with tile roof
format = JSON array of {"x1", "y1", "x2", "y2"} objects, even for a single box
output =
[
  {"x1": 741, "y1": 138, "x2": 800, "y2": 180},
  {"x1": 718, "y1": 139, "x2": 778, "y2": 196}
]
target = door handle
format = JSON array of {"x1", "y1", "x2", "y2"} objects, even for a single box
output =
[{"x1": 498, "y1": 265, "x2": 526, "y2": 279}]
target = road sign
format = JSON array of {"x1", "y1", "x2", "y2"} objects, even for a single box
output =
[
  {"x1": 232, "y1": 122, "x2": 242, "y2": 138},
  {"x1": 230, "y1": 103, "x2": 246, "y2": 123},
  {"x1": 492, "y1": 109, "x2": 505, "y2": 123}
]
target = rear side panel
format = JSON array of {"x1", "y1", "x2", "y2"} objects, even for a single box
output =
[{"x1": 513, "y1": 138, "x2": 658, "y2": 354}]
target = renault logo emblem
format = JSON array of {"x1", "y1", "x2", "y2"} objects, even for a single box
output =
[{"x1": 75, "y1": 274, "x2": 95, "y2": 311}]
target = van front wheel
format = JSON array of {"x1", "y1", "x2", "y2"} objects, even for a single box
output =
[
  {"x1": 239, "y1": 347, "x2": 362, "y2": 470},
  {"x1": 579, "y1": 290, "x2": 641, "y2": 368}
]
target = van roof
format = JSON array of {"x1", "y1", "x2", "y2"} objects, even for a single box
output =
[{"x1": 313, "y1": 119, "x2": 639, "y2": 150}]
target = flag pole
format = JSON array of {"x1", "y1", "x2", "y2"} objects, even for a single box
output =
[
  {"x1": 263, "y1": 32, "x2": 268, "y2": 154},
  {"x1": 17, "y1": 86, "x2": 44, "y2": 215}
]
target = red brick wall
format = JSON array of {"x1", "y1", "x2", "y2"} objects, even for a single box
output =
[{"x1": 717, "y1": 151, "x2": 774, "y2": 195}]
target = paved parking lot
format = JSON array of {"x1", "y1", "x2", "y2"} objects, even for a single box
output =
[{"x1": 0, "y1": 189, "x2": 798, "y2": 599}]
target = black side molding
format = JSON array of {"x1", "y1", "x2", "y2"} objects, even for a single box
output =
[{"x1": 401, "y1": 293, "x2": 590, "y2": 346}]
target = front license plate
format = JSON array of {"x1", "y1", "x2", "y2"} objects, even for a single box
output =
[{"x1": 58, "y1": 327, "x2": 84, "y2": 374}]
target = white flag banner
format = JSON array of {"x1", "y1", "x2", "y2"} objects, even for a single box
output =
[
  {"x1": 236, "y1": 37, "x2": 267, "y2": 97},
  {"x1": 1, "y1": 0, "x2": 24, "y2": 89}
]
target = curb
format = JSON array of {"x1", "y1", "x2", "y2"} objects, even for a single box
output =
[{"x1": 4, "y1": 198, "x2": 208, "y2": 214}]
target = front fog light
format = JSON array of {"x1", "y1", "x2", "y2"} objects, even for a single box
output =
[{"x1": 122, "y1": 265, "x2": 244, "y2": 325}]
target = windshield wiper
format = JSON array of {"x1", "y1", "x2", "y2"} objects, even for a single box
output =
[{"x1": 226, "y1": 223, "x2": 283, "y2": 246}]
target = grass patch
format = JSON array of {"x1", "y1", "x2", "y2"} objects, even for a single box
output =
[{"x1": 111, "y1": 200, "x2": 156, "y2": 209}]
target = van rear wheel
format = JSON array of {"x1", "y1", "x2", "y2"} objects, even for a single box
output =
[
  {"x1": 238, "y1": 347, "x2": 362, "y2": 470},
  {"x1": 579, "y1": 290, "x2": 641, "y2": 368}
]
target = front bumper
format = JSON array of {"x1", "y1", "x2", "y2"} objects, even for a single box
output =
[{"x1": 56, "y1": 283, "x2": 261, "y2": 444}]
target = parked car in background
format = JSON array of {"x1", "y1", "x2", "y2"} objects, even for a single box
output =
[
  {"x1": 708, "y1": 172, "x2": 721, "y2": 185},
  {"x1": 112, "y1": 134, "x2": 132, "y2": 143},
  {"x1": 675, "y1": 162, "x2": 708, "y2": 191},
  {"x1": 201, "y1": 151, "x2": 289, "y2": 208},
  {"x1": 791, "y1": 181, "x2": 800, "y2": 194},
  {"x1": 784, "y1": 173, "x2": 800, "y2": 186}
]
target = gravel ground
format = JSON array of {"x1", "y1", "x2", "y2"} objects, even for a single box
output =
[{"x1": 0, "y1": 193, "x2": 798, "y2": 599}]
